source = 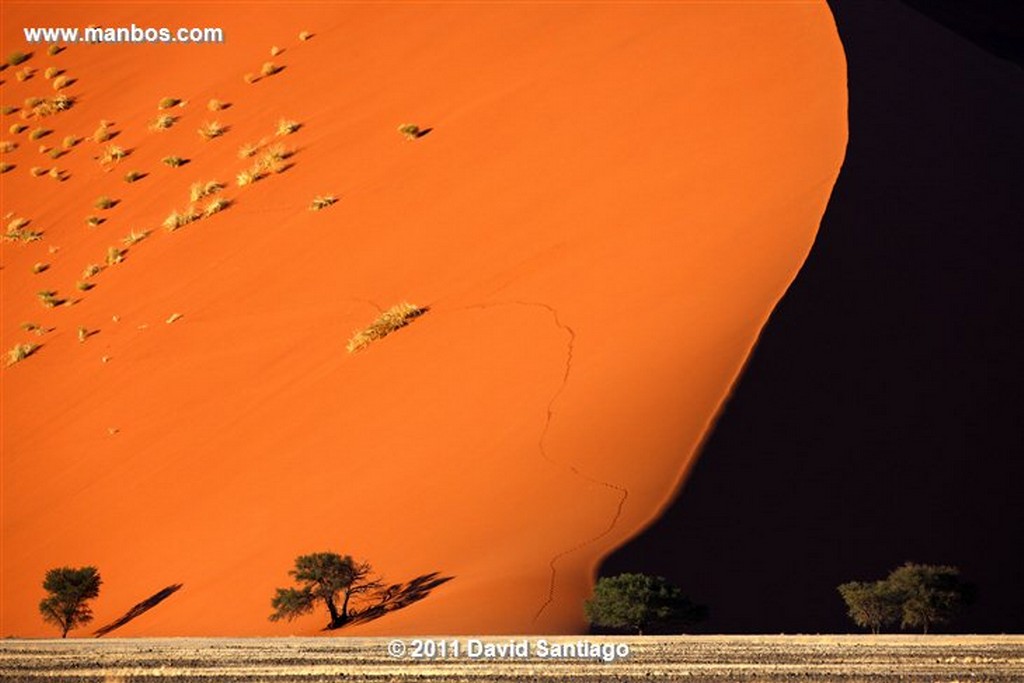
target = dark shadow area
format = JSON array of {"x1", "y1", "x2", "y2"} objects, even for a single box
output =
[
  {"x1": 327, "y1": 572, "x2": 453, "y2": 630},
  {"x1": 901, "y1": 0, "x2": 1023, "y2": 67},
  {"x1": 414, "y1": 127, "x2": 433, "y2": 139},
  {"x1": 93, "y1": 584, "x2": 184, "y2": 637},
  {"x1": 601, "y1": 0, "x2": 1023, "y2": 634}
]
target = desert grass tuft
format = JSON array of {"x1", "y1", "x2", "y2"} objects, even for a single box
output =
[
  {"x1": 30, "y1": 166, "x2": 47, "y2": 177},
  {"x1": 261, "y1": 62, "x2": 282, "y2": 77},
  {"x1": 94, "y1": 196, "x2": 116, "y2": 210},
  {"x1": 51, "y1": 75, "x2": 70, "y2": 90},
  {"x1": 47, "y1": 44, "x2": 62, "y2": 56},
  {"x1": 0, "y1": 162, "x2": 13, "y2": 173},
  {"x1": 163, "y1": 207, "x2": 200, "y2": 231},
  {"x1": 31, "y1": 262, "x2": 49, "y2": 274},
  {"x1": 270, "y1": 46, "x2": 283, "y2": 57},
  {"x1": 10, "y1": 123, "x2": 27, "y2": 134},
  {"x1": 8, "y1": 51, "x2": 31, "y2": 67},
  {"x1": 15, "y1": 68, "x2": 33, "y2": 82},
  {"x1": 276, "y1": 118, "x2": 300, "y2": 136},
  {"x1": 237, "y1": 142, "x2": 258, "y2": 159},
  {"x1": 123, "y1": 170, "x2": 144, "y2": 183},
  {"x1": 48, "y1": 167, "x2": 65, "y2": 181},
  {"x1": 6, "y1": 343, "x2": 40, "y2": 366},
  {"x1": 93, "y1": 121, "x2": 113, "y2": 142},
  {"x1": 236, "y1": 168, "x2": 261, "y2": 186},
  {"x1": 47, "y1": 148, "x2": 63, "y2": 159},
  {"x1": 106, "y1": 246, "x2": 125, "y2": 265},
  {"x1": 166, "y1": 313, "x2": 184, "y2": 324},
  {"x1": 299, "y1": 31, "x2": 313, "y2": 41},
  {"x1": 190, "y1": 180, "x2": 223, "y2": 202},
  {"x1": 207, "y1": 99, "x2": 228, "y2": 111},
  {"x1": 158, "y1": 97, "x2": 181, "y2": 110},
  {"x1": 310, "y1": 195, "x2": 337, "y2": 211},
  {"x1": 346, "y1": 302, "x2": 427, "y2": 353},
  {"x1": 198, "y1": 120, "x2": 227, "y2": 140},
  {"x1": 37, "y1": 290, "x2": 61, "y2": 308},
  {"x1": 243, "y1": 73, "x2": 259, "y2": 85},
  {"x1": 204, "y1": 197, "x2": 230, "y2": 217},
  {"x1": 43, "y1": 66, "x2": 60, "y2": 79},
  {"x1": 62, "y1": 134, "x2": 78, "y2": 149},
  {"x1": 0, "y1": 140, "x2": 16, "y2": 153},
  {"x1": 150, "y1": 114, "x2": 176, "y2": 131},
  {"x1": 82, "y1": 263, "x2": 102, "y2": 278},
  {"x1": 162, "y1": 155, "x2": 186, "y2": 168},
  {"x1": 397, "y1": 123, "x2": 422, "y2": 140},
  {"x1": 21, "y1": 322, "x2": 44, "y2": 334},
  {"x1": 85, "y1": 215, "x2": 103, "y2": 227},
  {"x1": 99, "y1": 144, "x2": 127, "y2": 164},
  {"x1": 28, "y1": 127, "x2": 50, "y2": 141},
  {"x1": 76, "y1": 280, "x2": 95, "y2": 292},
  {"x1": 2, "y1": 106, "x2": 18, "y2": 115},
  {"x1": 77, "y1": 326, "x2": 89, "y2": 343},
  {"x1": 122, "y1": 228, "x2": 149, "y2": 246}
]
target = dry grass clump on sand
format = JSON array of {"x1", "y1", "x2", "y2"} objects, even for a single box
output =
[
  {"x1": 397, "y1": 123, "x2": 422, "y2": 140},
  {"x1": 163, "y1": 207, "x2": 200, "y2": 232},
  {"x1": 123, "y1": 170, "x2": 144, "y2": 183},
  {"x1": 189, "y1": 180, "x2": 223, "y2": 202},
  {"x1": 99, "y1": 144, "x2": 127, "y2": 164},
  {"x1": 51, "y1": 75, "x2": 71, "y2": 90},
  {"x1": 29, "y1": 166, "x2": 47, "y2": 177},
  {"x1": 10, "y1": 123, "x2": 27, "y2": 134},
  {"x1": 150, "y1": 114, "x2": 176, "y2": 131},
  {"x1": 0, "y1": 140, "x2": 15, "y2": 153},
  {"x1": 122, "y1": 229, "x2": 149, "y2": 246},
  {"x1": 1, "y1": 162, "x2": 13, "y2": 174},
  {"x1": 204, "y1": 198, "x2": 230, "y2": 217},
  {"x1": 238, "y1": 142, "x2": 258, "y2": 159},
  {"x1": 261, "y1": 62, "x2": 282, "y2": 77},
  {"x1": 62, "y1": 135, "x2": 77, "y2": 149},
  {"x1": 31, "y1": 262, "x2": 48, "y2": 274},
  {"x1": 7, "y1": 51, "x2": 30, "y2": 67},
  {"x1": 243, "y1": 72, "x2": 259, "y2": 85},
  {"x1": 346, "y1": 302, "x2": 427, "y2": 353},
  {"x1": 15, "y1": 68, "x2": 33, "y2": 82},
  {"x1": 47, "y1": 44, "x2": 62, "y2": 56},
  {"x1": 158, "y1": 97, "x2": 181, "y2": 110},
  {"x1": 106, "y1": 246, "x2": 125, "y2": 265},
  {"x1": 299, "y1": 31, "x2": 314, "y2": 41},
  {"x1": 207, "y1": 99, "x2": 228, "y2": 111},
  {"x1": 5, "y1": 218, "x2": 42, "y2": 242},
  {"x1": 37, "y1": 290, "x2": 61, "y2": 308},
  {"x1": 1, "y1": 105, "x2": 18, "y2": 115},
  {"x1": 93, "y1": 121, "x2": 114, "y2": 142},
  {"x1": 28, "y1": 127, "x2": 50, "y2": 141},
  {"x1": 310, "y1": 195, "x2": 337, "y2": 211},
  {"x1": 6, "y1": 343, "x2": 40, "y2": 366},
  {"x1": 82, "y1": 263, "x2": 102, "y2": 278},
  {"x1": 94, "y1": 195, "x2": 116, "y2": 210},
  {"x1": 76, "y1": 280, "x2": 95, "y2": 292},
  {"x1": 270, "y1": 46, "x2": 283, "y2": 57},
  {"x1": 162, "y1": 155, "x2": 186, "y2": 168},
  {"x1": 198, "y1": 120, "x2": 227, "y2": 140},
  {"x1": 276, "y1": 118, "x2": 300, "y2": 136}
]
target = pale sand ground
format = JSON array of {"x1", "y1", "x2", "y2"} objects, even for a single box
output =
[
  {"x1": 2, "y1": 636, "x2": 1023, "y2": 682},
  {"x1": 1, "y1": 3, "x2": 845, "y2": 636}
]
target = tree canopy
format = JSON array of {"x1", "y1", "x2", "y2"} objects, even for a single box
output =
[
  {"x1": 270, "y1": 552, "x2": 379, "y2": 629},
  {"x1": 838, "y1": 562, "x2": 973, "y2": 634},
  {"x1": 584, "y1": 573, "x2": 707, "y2": 635},
  {"x1": 39, "y1": 566, "x2": 102, "y2": 638}
]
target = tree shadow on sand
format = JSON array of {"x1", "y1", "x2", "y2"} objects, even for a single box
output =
[
  {"x1": 93, "y1": 584, "x2": 184, "y2": 637},
  {"x1": 326, "y1": 572, "x2": 453, "y2": 630}
]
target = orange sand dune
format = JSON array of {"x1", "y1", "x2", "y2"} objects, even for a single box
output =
[{"x1": 1, "y1": 3, "x2": 846, "y2": 636}]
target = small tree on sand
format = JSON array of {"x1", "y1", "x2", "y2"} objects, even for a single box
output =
[
  {"x1": 39, "y1": 566, "x2": 102, "y2": 637},
  {"x1": 585, "y1": 573, "x2": 707, "y2": 635},
  {"x1": 887, "y1": 562, "x2": 973, "y2": 634},
  {"x1": 270, "y1": 552, "x2": 380, "y2": 628},
  {"x1": 837, "y1": 580, "x2": 902, "y2": 634}
]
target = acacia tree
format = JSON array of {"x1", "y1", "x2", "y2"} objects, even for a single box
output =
[
  {"x1": 838, "y1": 563, "x2": 973, "y2": 634},
  {"x1": 584, "y1": 573, "x2": 707, "y2": 635},
  {"x1": 837, "y1": 580, "x2": 902, "y2": 634},
  {"x1": 269, "y1": 552, "x2": 380, "y2": 628},
  {"x1": 39, "y1": 566, "x2": 102, "y2": 638},
  {"x1": 887, "y1": 562, "x2": 972, "y2": 634}
]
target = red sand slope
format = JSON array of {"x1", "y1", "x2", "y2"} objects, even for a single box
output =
[{"x1": 1, "y1": 3, "x2": 846, "y2": 636}]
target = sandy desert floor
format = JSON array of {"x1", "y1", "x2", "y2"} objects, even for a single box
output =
[
  {"x1": 2, "y1": 635, "x2": 1024, "y2": 682},
  {"x1": 2, "y1": 3, "x2": 845, "y2": 636}
]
